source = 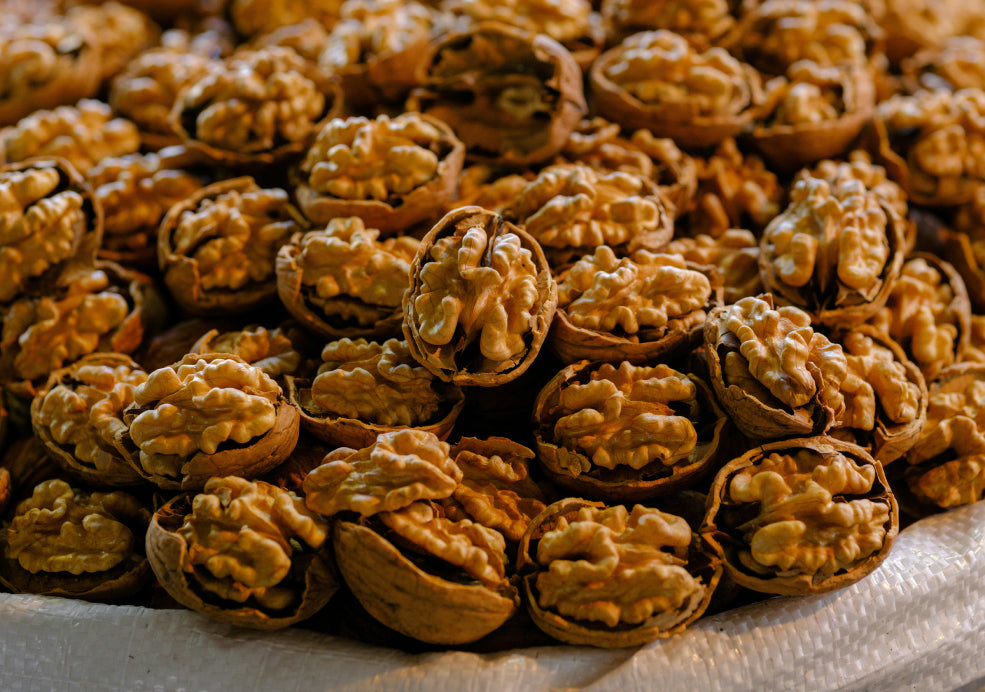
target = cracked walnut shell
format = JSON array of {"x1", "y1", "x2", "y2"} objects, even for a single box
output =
[
  {"x1": 702, "y1": 436, "x2": 898, "y2": 595},
  {"x1": 516, "y1": 498, "x2": 720, "y2": 647},
  {"x1": 146, "y1": 476, "x2": 337, "y2": 629},
  {"x1": 403, "y1": 206, "x2": 557, "y2": 386}
]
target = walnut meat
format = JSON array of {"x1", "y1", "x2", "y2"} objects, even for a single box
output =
[
  {"x1": 601, "y1": 0, "x2": 735, "y2": 49},
  {"x1": 293, "y1": 112, "x2": 465, "y2": 234},
  {"x1": 901, "y1": 36, "x2": 985, "y2": 94},
  {"x1": 30, "y1": 353, "x2": 148, "y2": 487},
  {"x1": 117, "y1": 353, "x2": 300, "y2": 490},
  {"x1": 276, "y1": 217, "x2": 418, "y2": 340},
  {"x1": 534, "y1": 361, "x2": 731, "y2": 501},
  {"x1": 666, "y1": 230, "x2": 763, "y2": 304},
  {"x1": 146, "y1": 476, "x2": 336, "y2": 629},
  {"x1": 0, "y1": 478, "x2": 151, "y2": 601},
  {"x1": 516, "y1": 498, "x2": 719, "y2": 647},
  {"x1": 704, "y1": 294, "x2": 848, "y2": 440},
  {"x1": 403, "y1": 206, "x2": 557, "y2": 386},
  {"x1": 407, "y1": 21, "x2": 586, "y2": 166},
  {"x1": 64, "y1": 1, "x2": 159, "y2": 84},
  {"x1": 158, "y1": 177, "x2": 307, "y2": 316},
  {"x1": 702, "y1": 437, "x2": 898, "y2": 595}
]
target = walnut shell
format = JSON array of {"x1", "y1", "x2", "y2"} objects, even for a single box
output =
[{"x1": 701, "y1": 436, "x2": 899, "y2": 596}]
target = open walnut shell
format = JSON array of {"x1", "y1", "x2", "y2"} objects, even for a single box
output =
[
  {"x1": 0, "y1": 477, "x2": 152, "y2": 602},
  {"x1": 943, "y1": 187, "x2": 985, "y2": 313},
  {"x1": 158, "y1": 177, "x2": 308, "y2": 317},
  {"x1": 284, "y1": 337, "x2": 465, "y2": 449},
  {"x1": 550, "y1": 248, "x2": 722, "y2": 364},
  {"x1": 704, "y1": 295, "x2": 849, "y2": 440},
  {"x1": 900, "y1": 36, "x2": 985, "y2": 94},
  {"x1": 515, "y1": 497, "x2": 720, "y2": 647},
  {"x1": 402, "y1": 206, "x2": 557, "y2": 386},
  {"x1": 533, "y1": 360, "x2": 733, "y2": 502},
  {"x1": 896, "y1": 362, "x2": 985, "y2": 515},
  {"x1": 146, "y1": 477, "x2": 337, "y2": 629},
  {"x1": 116, "y1": 352, "x2": 301, "y2": 491},
  {"x1": 292, "y1": 112, "x2": 465, "y2": 235},
  {"x1": 590, "y1": 30, "x2": 781, "y2": 150},
  {"x1": 30, "y1": 352, "x2": 148, "y2": 487},
  {"x1": 406, "y1": 21, "x2": 586, "y2": 166},
  {"x1": 600, "y1": 0, "x2": 736, "y2": 51},
  {"x1": 701, "y1": 436, "x2": 898, "y2": 595}
]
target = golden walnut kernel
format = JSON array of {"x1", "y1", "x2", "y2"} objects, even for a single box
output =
[
  {"x1": 902, "y1": 36, "x2": 985, "y2": 93},
  {"x1": 311, "y1": 338, "x2": 444, "y2": 427},
  {"x1": 125, "y1": 355, "x2": 283, "y2": 480},
  {"x1": 0, "y1": 165, "x2": 86, "y2": 303},
  {"x1": 509, "y1": 163, "x2": 673, "y2": 265},
  {"x1": 836, "y1": 331, "x2": 921, "y2": 432},
  {"x1": 0, "y1": 99, "x2": 140, "y2": 176},
  {"x1": 303, "y1": 429, "x2": 463, "y2": 517},
  {"x1": 552, "y1": 362, "x2": 698, "y2": 474},
  {"x1": 176, "y1": 476, "x2": 328, "y2": 610},
  {"x1": 378, "y1": 500, "x2": 508, "y2": 587},
  {"x1": 403, "y1": 207, "x2": 556, "y2": 385},
  {"x1": 64, "y1": 1, "x2": 159, "y2": 84},
  {"x1": 601, "y1": 0, "x2": 735, "y2": 48},
  {"x1": 667, "y1": 230, "x2": 762, "y2": 304},
  {"x1": 533, "y1": 503, "x2": 704, "y2": 629},
  {"x1": 5, "y1": 478, "x2": 143, "y2": 575}
]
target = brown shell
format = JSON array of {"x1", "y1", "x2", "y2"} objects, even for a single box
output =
[
  {"x1": 146, "y1": 491, "x2": 338, "y2": 629},
  {"x1": 332, "y1": 518, "x2": 519, "y2": 645},
  {"x1": 701, "y1": 436, "x2": 899, "y2": 596},
  {"x1": 515, "y1": 497, "x2": 721, "y2": 648},
  {"x1": 116, "y1": 354, "x2": 301, "y2": 491},
  {"x1": 157, "y1": 177, "x2": 308, "y2": 317},
  {"x1": 0, "y1": 436, "x2": 63, "y2": 518},
  {"x1": 407, "y1": 22, "x2": 587, "y2": 166},
  {"x1": 532, "y1": 362, "x2": 736, "y2": 502},
  {"x1": 402, "y1": 206, "x2": 558, "y2": 387},
  {"x1": 291, "y1": 114, "x2": 466, "y2": 234},
  {"x1": 29, "y1": 352, "x2": 147, "y2": 488},
  {"x1": 284, "y1": 375, "x2": 465, "y2": 449},
  {"x1": 942, "y1": 224, "x2": 985, "y2": 314},
  {"x1": 329, "y1": 32, "x2": 430, "y2": 110},
  {"x1": 549, "y1": 260, "x2": 722, "y2": 365}
]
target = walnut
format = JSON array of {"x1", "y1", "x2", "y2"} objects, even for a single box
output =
[
  {"x1": 118, "y1": 352, "x2": 300, "y2": 490},
  {"x1": 450, "y1": 164, "x2": 535, "y2": 214},
  {"x1": 158, "y1": 177, "x2": 307, "y2": 316},
  {"x1": 109, "y1": 45, "x2": 218, "y2": 148},
  {"x1": 551, "y1": 247, "x2": 720, "y2": 364},
  {"x1": 516, "y1": 498, "x2": 718, "y2": 647},
  {"x1": 759, "y1": 160, "x2": 907, "y2": 327},
  {"x1": 407, "y1": 21, "x2": 586, "y2": 166},
  {"x1": 534, "y1": 360, "x2": 731, "y2": 501},
  {"x1": 0, "y1": 477, "x2": 151, "y2": 601},
  {"x1": 170, "y1": 46, "x2": 341, "y2": 165},
  {"x1": 30, "y1": 353, "x2": 148, "y2": 487},
  {"x1": 702, "y1": 436, "x2": 898, "y2": 595},
  {"x1": 293, "y1": 112, "x2": 465, "y2": 233},
  {"x1": 591, "y1": 30, "x2": 779, "y2": 149},
  {"x1": 508, "y1": 163, "x2": 674, "y2": 267},
  {"x1": 874, "y1": 88, "x2": 985, "y2": 205},
  {"x1": 191, "y1": 325, "x2": 301, "y2": 380},
  {"x1": 146, "y1": 476, "x2": 337, "y2": 629},
  {"x1": 867, "y1": 255, "x2": 971, "y2": 382},
  {"x1": 601, "y1": 0, "x2": 735, "y2": 49},
  {"x1": 944, "y1": 185, "x2": 985, "y2": 313},
  {"x1": 403, "y1": 206, "x2": 557, "y2": 386},
  {"x1": 865, "y1": 0, "x2": 979, "y2": 65},
  {"x1": 0, "y1": 99, "x2": 140, "y2": 176},
  {"x1": 229, "y1": 0, "x2": 344, "y2": 37},
  {"x1": 901, "y1": 36, "x2": 985, "y2": 94},
  {"x1": 86, "y1": 147, "x2": 204, "y2": 267},
  {"x1": 666, "y1": 230, "x2": 762, "y2": 304},
  {"x1": 0, "y1": 20, "x2": 102, "y2": 126},
  {"x1": 704, "y1": 294, "x2": 848, "y2": 439},
  {"x1": 64, "y1": 1, "x2": 159, "y2": 84}
]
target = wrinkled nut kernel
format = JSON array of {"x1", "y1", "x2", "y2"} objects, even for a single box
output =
[
  {"x1": 5, "y1": 478, "x2": 142, "y2": 575},
  {"x1": 836, "y1": 331, "x2": 920, "y2": 431},
  {"x1": 378, "y1": 500, "x2": 508, "y2": 587},
  {"x1": 727, "y1": 447, "x2": 891, "y2": 581},
  {"x1": 303, "y1": 429, "x2": 463, "y2": 517},
  {"x1": 32, "y1": 355, "x2": 147, "y2": 482},
  {"x1": 509, "y1": 164, "x2": 673, "y2": 262},
  {"x1": 172, "y1": 47, "x2": 328, "y2": 158},
  {"x1": 404, "y1": 207, "x2": 556, "y2": 384},
  {"x1": 534, "y1": 504, "x2": 703, "y2": 628},
  {"x1": 126, "y1": 355, "x2": 283, "y2": 479},
  {"x1": 443, "y1": 0, "x2": 595, "y2": 48},
  {"x1": 557, "y1": 247, "x2": 712, "y2": 337},
  {"x1": 311, "y1": 338, "x2": 444, "y2": 427},
  {"x1": 0, "y1": 166, "x2": 86, "y2": 303},
  {"x1": 64, "y1": 1, "x2": 158, "y2": 83},
  {"x1": 193, "y1": 326, "x2": 301, "y2": 379},
  {"x1": 230, "y1": 0, "x2": 344, "y2": 37},
  {"x1": 177, "y1": 476, "x2": 328, "y2": 610},
  {"x1": 667, "y1": 230, "x2": 762, "y2": 304},
  {"x1": 553, "y1": 362, "x2": 698, "y2": 474},
  {"x1": 601, "y1": 0, "x2": 736, "y2": 47},
  {"x1": 902, "y1": 36, "x2": 985, "y2": 93},
  {"x1": 0, "y1": 99, "x2": 140, "y2": 176}
]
